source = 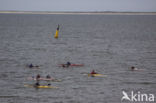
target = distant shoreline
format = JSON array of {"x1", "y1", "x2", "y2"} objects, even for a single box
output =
[{"x1": 0, "y1": 11, "x2": 156, "y2": 15}]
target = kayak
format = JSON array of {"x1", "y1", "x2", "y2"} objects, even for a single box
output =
[
  {"x1": 83, "y1": 73, "x2": 107, "y2": 77},
  {"x1": 26, "y1": 65, "x2": 40, "y2": 69},
  {"x1": 27, "y1": 77, "x2": 61, "y2": 82},
  {"x1": 59, "y1": 64, "x2": 84, "y2": 67},
  {"x1": 70, "y1": 64, "x2": 84, "y2": 66},
  {"x1": 24, "y1": 84, "x2": 58, "y2": 89}
]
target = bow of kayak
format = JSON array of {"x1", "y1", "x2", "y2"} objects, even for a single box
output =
[{"x1": 70, "y1": 64, "x2": 84, "y2": 66}]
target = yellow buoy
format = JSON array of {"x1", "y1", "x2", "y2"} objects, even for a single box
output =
[{"x1": 54, "y1": 25, "x2": 59, "y2": 38}]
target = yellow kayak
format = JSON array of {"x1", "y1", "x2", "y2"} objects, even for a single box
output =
[
  {"x1": 24, "y1": 84, "x2": 58, "y2": 89},
  {"x1": 87, "y1": 73, "x2": 107, "y2": 77}
]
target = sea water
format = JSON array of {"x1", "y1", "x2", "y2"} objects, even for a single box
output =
[{"x1": 0, "y1": 13, "x2": 156, "y2": 103}]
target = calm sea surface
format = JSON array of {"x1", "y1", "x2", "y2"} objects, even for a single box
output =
[{"x1": 0, "y1": 14, "x2": 156, "y2": 103}]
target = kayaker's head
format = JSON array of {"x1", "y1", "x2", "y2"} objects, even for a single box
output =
[
  {"x1": 131, "y1": 66, "x2": 135, "y2": 70},
  {"x1": 29, "y1": 64, "x2": 33, "y2": 68},
  {"x1": 36, "y1": 74, "x2": 40, "y2": 78},
  {"x1": 67, "y1": 62, "x2": 71, "y2": 65},
  {"x1": 35, "y1": 82, "x2": 40, "y2": 86}
]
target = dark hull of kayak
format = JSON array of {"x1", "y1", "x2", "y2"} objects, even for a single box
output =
[{"x1": 59, "y1": 64, "x2": 84, "y2": 67}]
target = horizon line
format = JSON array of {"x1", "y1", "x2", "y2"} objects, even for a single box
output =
[{"x1": 0, "y1": 10, "x2": 156, "y2": 15}]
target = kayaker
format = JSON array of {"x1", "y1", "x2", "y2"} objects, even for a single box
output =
[
  {"x1": 61, "y1": 62, "x2": 71, "y2": 68},
  {"x1": 28, "y1": 64, "x2": 40, "y2": 69},
  {"x1": 46, "y1": 75, "x2": 51, "y2": 79},
  {"x1": 131, "y1": 66, "x2": 139, "y2": 71},
  {"x1": 91, "y1": 70, "x2": 97, "y2": 74},
  {"x1": 29, "y1": 64, "x2": 33, "y2": 68},
  {"x1": 34, "y1": 82, "x2": 40, "y2": 87},
  {"x1": 36, "y1": 74, "x2": 41, "y2": 81},
  {"x1": 62, "y1": 64, "x2": 66, "y2": 67},
  {"x1": 66, "y1": 62, "x2": 71, "y2": 67}
]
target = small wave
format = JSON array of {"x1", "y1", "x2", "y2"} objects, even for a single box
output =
[
  {"x1": 124, "y1": 81, "x2": 156, "y2": 85},
  {"x1": 0, "y1": 95, "x2": 19, "y2": 98}
]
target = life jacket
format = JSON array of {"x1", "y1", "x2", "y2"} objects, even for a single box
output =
[{"x1": 91, "y1": 70, "x2": 96, "y2": 74}]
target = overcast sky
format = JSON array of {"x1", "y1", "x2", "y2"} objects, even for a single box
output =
[{"x1": 0, "y1": 0, "x2": 156, "y2": 12}]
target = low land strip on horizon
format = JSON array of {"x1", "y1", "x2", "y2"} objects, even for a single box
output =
[{"x1": 0, "y1": 11, "x2": 156, "y2": 15}]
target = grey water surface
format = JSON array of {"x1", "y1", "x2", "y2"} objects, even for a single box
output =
[{"x1": 0, "y1": 14, "x2": 156, "y2": 103}]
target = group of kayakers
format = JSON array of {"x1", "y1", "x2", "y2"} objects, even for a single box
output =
[
  {"x1": 34, "y1": 74, "x2": 52, "y2": 87},
  {"x1": 28, "y1": 63, "x2": 139, "y2": 73},
  {"x1": 28, "y1": 62, "x2": 71, "y2": 69},
  {"x1": 27, "y1": 62, "x2": 140, "y2": 88}
]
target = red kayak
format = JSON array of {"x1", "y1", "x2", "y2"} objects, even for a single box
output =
[
  {"x1": 59, "y1": 64, "x2": 84, "y2": 67},
  {"x1": 70, "y1": 64, "x2": 84, "y2": 66}
]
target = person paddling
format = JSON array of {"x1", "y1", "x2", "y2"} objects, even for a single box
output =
[
  {"x1": 66, "y1": 62, "x2": 71, "y2": 67},
  {"x1": 28, "y1": 64, "x2": 39, "y2": 69},
  {"x1": 62, "y1": 64, "x2": 66, "y2": 67},
  {"x1": 34, "y1": 82, "x2": 40, "y2": 87},
  {"x1": 131, "y1": 66, "x2": 138, "y2": 71},
  {"x1": 29, "y1": 64, "x2": 33, "y2": 68},
  {"x1": 91, "y1": 70, "x2": 97, "y2": 74},
  {"x1": 90, "y1": 70, "x2": 97, "y2": 77},
  {"x1": 46, "y1": 74, "x2": 51, "y2": 79},
  {"x1": 36, "y1": 74, "x2": 41, "y2": 81},
  {"x1": 61, "y1": 62, "x2": 71, "y2": 68}
]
